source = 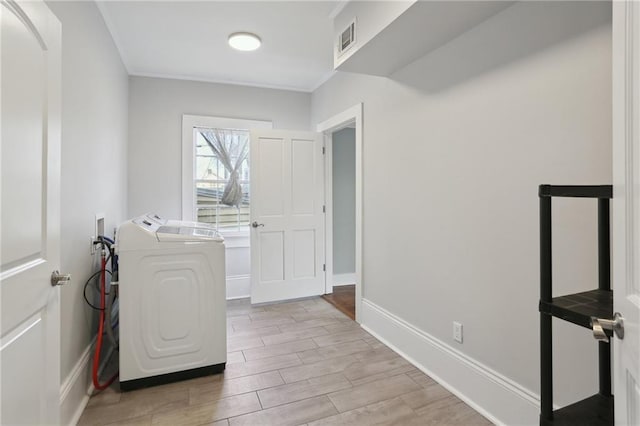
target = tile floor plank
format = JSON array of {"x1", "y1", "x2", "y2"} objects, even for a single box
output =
[
  {"x1": 289, "y1": 311, "x2": 346, "y2": 322},
  {"x1": 400, "y1": 384, "x2": 455, "y2": 412},
  {"x1": 278, "y1": 354, "x2": 359, "y2": 383},
  {"x1": 227, "y1": 325, "x2": 281, "y2": 339},
  {"x1": 207, "y1": 420, "x2": 229, "y2": 426},
  {"x1": 406, "y1": 369, "x2": 438, "y2": 388},
  {"x1": 224, "y1": 353, "x2": 301, "y2": 379},
  {"x1": 227, "y1": 336, "x2": 264, "y2": 352},
  {"x1": 307, "y1": 396, "x2": 420, "y2": 426},
  {"x1": 248, "y1": 311, "x2": 295, "y2": 321},
  {"x1": 228, "y1": 395, "x2": 338, "y2": 426},
  {"x1": 342, "y1": 355, "x2": 413, "y2": 382},
  {"x1": 104, "y1": 415, "x2": 153, "y2": 426},
  {"x1": 188, "y1": 370, "x2": 284, "y2": 406},
  {"x1": 261, "y1": 326, "x2": 329, "y2": 346},
  {"x1": 297, "y1": 339, "x2": 372, "y2": 364},
  {"x1": 322, "y1": 321, "x2": 362, "y2": 334},
  {"x1": 151, "y1": 393, "x2": 261, "y2": 425},
  {"x1": 277, "y1": 317, "x2": 342, "y2": 333},
  {"x1": 257, "y1": 373, "x2": 352, "y2": 409},
  {"x1": 348, "y1": 364, "x2": 418, "y2": 387},
  {"x1": 242, "y1": 338, "x2": 317, "y2": 361},
  {"x1": 312, "y1": 329, "x2": 371, "y2": 347},
  {"x1": 417, "y1": 396, "x2": 491, "y2": 425},
  {"x1": 327, "y1": 373, "x2": 421, "y2": 413},
  {"x1": 352, "y1": 346, "x2": 399, "y2": 363},
  {"x1": 226, "y1": 351, "x2": 246, "y2": 364},
  {"x1": 232, "y1": 316, "x2": 296, "y2": 331}
]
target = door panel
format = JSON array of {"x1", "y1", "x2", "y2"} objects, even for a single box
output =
[
  {"x1": 257, "y1": 138, "x2": 285, "y2": 217},
  {"x1": 0, "y1": 1, "x2": 61, "y2": 423},
  {"x1": 1, "y1": 314, "x2": 48, "y2": 424},
  {"x1": 259, "y1": 231, "x2": 285, "y2": 282},
  {"x1": 291, "y1": 139, "x2": 316, "y2": 215},
  {"x1": 293, "y1": 230, "x2": 316, "y2": 279},
  {"x1": 250, "y1": 130, "x2": 324, "y2": 304},
  {"x1": 1, "y1": 0, "x2": 45, "y2": 268},
  {"x1": 613, "y1": 1, "x2": 640, "y2": 424}
]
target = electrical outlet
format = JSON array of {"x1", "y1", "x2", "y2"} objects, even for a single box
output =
[{"x1": 453, "y1": 322, "x2": 463, "y2": 343}]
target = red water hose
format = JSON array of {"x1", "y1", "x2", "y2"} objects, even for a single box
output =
[{"x1": 92, "y1": 252, "x2": 118, "y2": 390}]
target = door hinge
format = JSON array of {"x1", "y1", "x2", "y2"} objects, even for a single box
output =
[
  {"x1": 323, "y1": 205, "x2": 326, "y2": 213},
  {"x1": 322, "y1": 146, "x2": 326, "y2": 155},
  {"x1": 323, "y1": 264, "x2": 326, "y2": 272}
]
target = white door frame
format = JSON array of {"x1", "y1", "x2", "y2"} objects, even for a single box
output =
[{"x1": 317, "y1": 103, "x2": 363, "y2": 323}]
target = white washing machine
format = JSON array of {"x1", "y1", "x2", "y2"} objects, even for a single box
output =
[
  {"x1": 117, "y1": 215, "x2": 226, "y2": 390},
  {"x1": 143, "y1": 212, "x2": 217, "y2": 230}
]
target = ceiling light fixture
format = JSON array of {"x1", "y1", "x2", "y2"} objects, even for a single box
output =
[{"x1": 228, "y1": 32, "x2": 261, "y2": 51}]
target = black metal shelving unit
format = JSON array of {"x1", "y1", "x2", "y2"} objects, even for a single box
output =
[{"x1": 538, "y1": 185, "x2": 614, "y2": 426}]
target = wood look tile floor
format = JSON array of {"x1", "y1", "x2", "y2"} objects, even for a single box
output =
[{"x1": 79, "y1": 297, "x2": 491, "y2": 426}]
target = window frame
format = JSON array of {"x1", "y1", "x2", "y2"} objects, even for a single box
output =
[{"x1": 182, "y1": 115, "x2": 272, "y2": 236}]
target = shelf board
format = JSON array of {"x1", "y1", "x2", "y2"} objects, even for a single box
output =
[
  {"x1": 538, "y1": 185, "x2": 612, "y2": 199},
  {"x1": 539, "y1": 289, "x2": 613, "y2": 330},
  {"x1": 540, "y1": 394, "x2": 613, "y2": 426}
]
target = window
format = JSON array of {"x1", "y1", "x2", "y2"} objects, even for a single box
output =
[
  {"x1": 194, "y1": 128, "x2": 250, "y2": 231},
  {"x1": 181, "y1": 115, "x2": 272, "y2": 234}
]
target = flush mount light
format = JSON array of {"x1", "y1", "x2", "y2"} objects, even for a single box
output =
[{"x1": 228, "y1": 32, "x2": 261, "y2": 51}]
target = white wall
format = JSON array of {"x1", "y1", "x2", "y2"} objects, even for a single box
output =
[
  {"x1": 224, "y1": 236, "x2": 251, "y2": 300},
  {"x1": 128, "y1": 77, "x2": 311, "y2": 300},
  {"x1": 46, "y1": 1, "x2": 128, "y2": 423},
  {"x1": 128, "y1": 76, "x2": 311, "y2": 219},
  {"x1": 313, "y1": 1, "x2": 611, "y2": 421},
  {"x1": 332, "y1": 127, "x2": 356, "y2": 277}
]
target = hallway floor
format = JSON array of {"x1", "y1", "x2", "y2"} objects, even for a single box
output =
[
  {"x1": 321, "y1": 285, "x2": 355, "y2": 320},
  {"x1": 78, "y1": 297, "x2": 491, "y2": 425}
]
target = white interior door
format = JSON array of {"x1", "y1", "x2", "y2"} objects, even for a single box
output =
[
  {"x1": 250, "y1": 129, "x2": 324, "y2": 304},
  {"x1": 613, "y1": 1, "x2": 640, "y2": 425},
  {"x1": 1, "y1": 1, "x2": 62, "y2": 424}
]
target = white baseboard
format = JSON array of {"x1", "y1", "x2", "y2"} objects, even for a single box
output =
[
  {"x1": 333, "y1": 273, "x2": 356, "y2": 286},
  {"x1": 361, "y1": 299, "x2": 540, "y2": 426},
  {"x1": 226, "y1": 275, "x2": 250, "y2": 300},
  {"x1": 59, "y1": 339, "x2": 116, "y2": 426},
  {"x1": 60, "y1": 343, "x2": 92, "y2": 426}
]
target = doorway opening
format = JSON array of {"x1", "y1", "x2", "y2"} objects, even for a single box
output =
[
  {"x1": 322, "y1": 126, "x2": 356, "y2": 319},
  {"x1": 317, "y1": 103, "x2": 363, "y2": 323}
]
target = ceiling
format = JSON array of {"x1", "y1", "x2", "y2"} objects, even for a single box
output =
[{"x1": 97, "y1": 1, "x2": 341, "y2": 92}]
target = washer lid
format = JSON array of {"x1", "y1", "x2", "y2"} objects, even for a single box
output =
[{"x1": 156, "y1": 225, "x2": 224, "y2": 243}]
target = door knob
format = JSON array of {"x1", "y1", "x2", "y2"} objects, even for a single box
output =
[
  {"x1": 51, "y1": 270, "x2": 71, "y2": 287},
  {"x1": 590, "y1": 312, "x2": 624, "y2": 343},
  {"x1": 251, "y1": 221, "x2": 264, "y2": 228}
]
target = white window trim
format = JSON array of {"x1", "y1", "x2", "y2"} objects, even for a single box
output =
[{"x1": 182, "y1": 115, "x2": 272, "y2": 235}]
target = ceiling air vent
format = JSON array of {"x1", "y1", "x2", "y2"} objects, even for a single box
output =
[{"x1": 337, "y1": 19, "x2": 356, "y2": 56}]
